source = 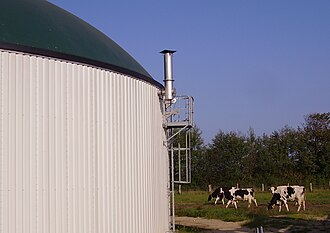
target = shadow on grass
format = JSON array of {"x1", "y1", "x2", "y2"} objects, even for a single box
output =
[
  {"x1": 176, "y1": 215, "x2": 330, "y2": 233},
  {"x1": 243, "y1": 213, "x2": 330, "y2": 232},
  {"x1": 176, "y1": 224, "x2": 250, "y2": 233},
  {"x1": 176, "y1": 225, "x2": 204, "y2": 233}
]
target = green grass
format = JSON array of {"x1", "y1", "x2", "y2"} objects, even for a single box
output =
[
  {"x1": 175, "y1": 189, "x2": 330, "y2": 232},
  {"x1": 176, "y1": 206, "x2": 250, "y2": 222},
  {"x1": 176, "y1": 225, "x2": 204, "y2": 233}
]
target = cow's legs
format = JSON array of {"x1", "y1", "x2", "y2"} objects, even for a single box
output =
[
  {"x1": 247, "y1": 197, "x2": 257, "y2": 208},
  {"x1": 233, "y1": 200, "x2": 238, "y2": 209},
  {"x1": 303, "y1": 200, "x2": 306, "y2": 211},
  {"x1": 299, "y1": 197, "x2": 306, "y2": 211},
  {"x1": 297, "y1": 199, "x2": 306, "y2": 212},
  {"x1": 253, "y1": 198, "x2": 258, "y2": 207},
  {"x1": 225, "y1": 200, "x2": 232, "y2": 208},
  {"x1": 247, "y1": 200, "x2": 251, "y2": 208},
  {"x1": 214, "y1": 197, "x2": 219, "y2": 205},
  {"x1": 284, "y1": 202, "x2": 289, "y2": 211},
  {"x1": 297, "y1": 203, "x2": 301, "y2": 212}
]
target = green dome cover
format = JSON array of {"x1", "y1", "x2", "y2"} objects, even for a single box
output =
[{"x1": 0, "y1": 0, "x2": 160, "y2": 87}]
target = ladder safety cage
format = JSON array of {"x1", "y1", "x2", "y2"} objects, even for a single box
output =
[
  {"x1": 164, "y1": 95, "x2": 194, "y2": 184},
  {"x1": 164, "y1": 95, "x2": 194, "y2": 232},
  {"x1": 164, "y1": 95, "x2": 194, "y2": 130},
  {"x1": 170, "y1": 130, "x2": 192, "y2": 184}
]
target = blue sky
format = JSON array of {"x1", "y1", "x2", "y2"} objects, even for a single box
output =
[{"x1": 49, "y1": 0, "x2": 330, "y2": 143}]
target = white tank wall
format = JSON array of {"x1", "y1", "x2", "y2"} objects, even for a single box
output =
[{"x1": 0, "y1": 50, "x2": 169, "y2": 233}]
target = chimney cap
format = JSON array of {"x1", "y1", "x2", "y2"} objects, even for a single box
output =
[{"x1": 160, "y1": 50, "x2": 176, "y2": 54}]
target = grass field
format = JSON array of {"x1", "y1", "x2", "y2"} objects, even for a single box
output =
[{"x1": 175, "y1": 189, "x2": 330, "y2": 232}]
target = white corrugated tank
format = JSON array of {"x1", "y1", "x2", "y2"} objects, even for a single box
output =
[{"x1": 0, "y1": 50, "x2": 169, "y2": 233}]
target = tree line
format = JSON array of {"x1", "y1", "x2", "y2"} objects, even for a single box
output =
[{"x1": 188, "y1": 112, "x2": 330, "y2": 190}]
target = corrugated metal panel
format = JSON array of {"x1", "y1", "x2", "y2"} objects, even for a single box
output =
[{"x1": 0, "y1": 50, "x2": 169, "y2": 233}]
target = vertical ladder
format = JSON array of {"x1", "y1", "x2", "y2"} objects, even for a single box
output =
[{"x1": 164, "y1": 95, "x2": 194, "y2": 232}]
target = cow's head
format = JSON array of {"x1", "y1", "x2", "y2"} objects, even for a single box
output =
[
  {"x1": 269, "y1": 187, "x2": 276, "y2": 194},
  {"x1": 268, "y1": 193, "x2": 281, "y2": 210}
]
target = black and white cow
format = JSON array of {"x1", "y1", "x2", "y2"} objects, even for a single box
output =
[
  {"x1": 269, "y1": 185, "x2": 300, "y2": 206},
  {"x1": 268, "y1": 185, "x2": 306, "y2": 212},
  {"x1": 208, "y1": 187, "x2": 230, "y2": 205},
  {"x1": 269, "y1": 185, "x2": 301, "y2": 194},
  {"x1": 224, "y1": 187, "x2": 258, "y2": 209}
]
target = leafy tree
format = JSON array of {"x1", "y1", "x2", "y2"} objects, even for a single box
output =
[
  {"x1": 251, "y1": 133, "x2": 278, "y2": 186},
  {"x1": 189, "y1": 127, "x2": 207, "y2": 188},
  {"x1": 298, "y1": 113, "x2": 330, "y2": 183},
  {"x1": 266, "y1": 127, "x2": 297, "y2": 184},
  {"x1": 188, "y1": 112, "x2": 330, "y2": 190},
  {"x1": 206, "y1": 131, "x2": 248, "y2": 187},
  {"x1": 241, "y1": 128, "x2": 258, "y2": 185}
]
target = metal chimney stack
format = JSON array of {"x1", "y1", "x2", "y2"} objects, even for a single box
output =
[{"x1": 161, "y1": 50, "x2": 176, "y2": 101}]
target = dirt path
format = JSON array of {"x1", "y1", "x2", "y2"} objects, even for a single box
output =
[{"x1": 175, "y1": 216, "x2": 254, "y2": 232}]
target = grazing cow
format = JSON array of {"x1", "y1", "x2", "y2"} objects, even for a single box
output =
[
  {"x1": 269, "y1": 185, "x2": 300, "y2": 206},
  {"x1": 268, "y1": 185, "x2": 306, "y2": 212},
  {"x1": 269, "y1": 185, "x2": 301, "y2": 194},
  {"x1": 224, "y1": 187, "x2": 258, "y2": 209},
  {"x1": 208, "y1": 187, "x2": 230, "y2": 205}
]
